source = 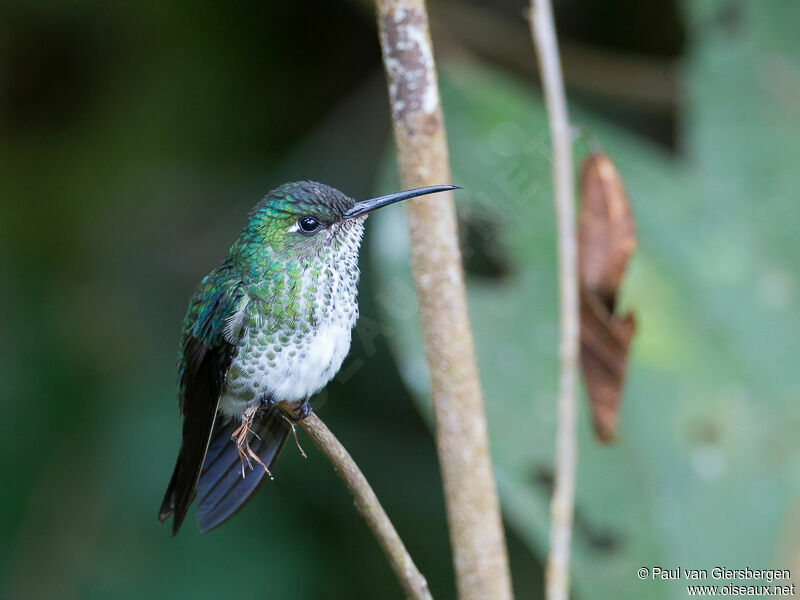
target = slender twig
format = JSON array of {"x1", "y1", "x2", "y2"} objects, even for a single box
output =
[
  {"x1": 375, "y1": 2, "x2": 513, "y2": 599},
  {"x1": 529, "y1": 2, "x2": 580, "y2": 600},
  {"x1": 283, "y1": 409, "x2": 432, "y2": 600}
]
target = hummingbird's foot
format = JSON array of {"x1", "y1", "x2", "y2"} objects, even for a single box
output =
[
  {"x1": 286, "y1": 398, "x2": 313, "y2": 422},
  {"x1": 259, "y1": 392, "x2": 275, "y2": 409},
  {"x1": 232, "y1": 404, "x2": 270, "y2": 479}
]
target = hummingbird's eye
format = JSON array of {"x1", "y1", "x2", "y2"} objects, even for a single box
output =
[{"x1": 297, "y1": 216, "x2": 321, "y2": 234}]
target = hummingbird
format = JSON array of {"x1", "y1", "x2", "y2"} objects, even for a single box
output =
[{"x1": 158, "y1": 180, "x2": 457, "y2": 534}]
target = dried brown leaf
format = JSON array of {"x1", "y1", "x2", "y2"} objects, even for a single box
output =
[
  {"x1": 578, "y1": 152, "x2": 636, "y2": 309},
  {"x1": 580, "y1": 295, "x2": 635, "y2": 442},
  {"x1": 578, "y1": 152, "x2": 637, "y2": 442}
]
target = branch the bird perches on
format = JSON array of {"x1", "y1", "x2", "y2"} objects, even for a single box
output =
[{"x1": 282, "y1": 408, "x2": 432, "y2": 600}]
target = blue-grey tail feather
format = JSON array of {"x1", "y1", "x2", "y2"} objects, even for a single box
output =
[{"x1": 195, "y1": 407, "x2": 289, "y2": 532}]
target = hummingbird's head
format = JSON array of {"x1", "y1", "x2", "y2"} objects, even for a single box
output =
[{"x1": 241, "y1": 181, "x2": 458, "y2": 264}]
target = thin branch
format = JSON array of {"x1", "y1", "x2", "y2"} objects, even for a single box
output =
[
  {"x1": 529, "y1": 2, "x2": 580, "y2": 600},
  {"x1": 375, "y1": 2, "x2": 513, "y2": 599},
  {"x1": 283, "y1": 409, "x2": 432, "y2": 600}
]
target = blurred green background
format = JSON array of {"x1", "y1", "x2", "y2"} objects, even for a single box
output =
[{"x1": 1, "y1": 1, "x2": 798, "y2": 599}]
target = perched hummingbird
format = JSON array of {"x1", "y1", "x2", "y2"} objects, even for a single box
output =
[{"x1": 159, "y1": 181, "x2": 457, "y2": 534}]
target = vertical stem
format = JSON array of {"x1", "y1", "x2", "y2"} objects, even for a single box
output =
[
  {"x1": 375, "y1": 2, "x2": 513, "y2": 599},
  {"x1": 290, "y1": 411, "x2": 433, "y2": 600},
  {"x1": 529, "y1": 2, "x2": 580, "y2": 600}
]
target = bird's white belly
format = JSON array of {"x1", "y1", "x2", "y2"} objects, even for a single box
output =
[
  {"x1": 265, "y1": 320, "x2": 352, "y2": 401},
  {"x1": 218, "y1": 318, "x2": 353, "y2": 417}
]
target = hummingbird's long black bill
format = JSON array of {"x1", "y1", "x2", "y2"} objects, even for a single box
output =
[{"x1": 343, "y1": 184, "x2": 460, "y2": 219}]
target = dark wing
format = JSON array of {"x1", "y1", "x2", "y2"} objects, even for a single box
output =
[
  {"x1": 159, "y1": 269, "x2": 243, "y2": 534},
  {"x1": 195, "y1": 406, "x2": 289, "y2": 532}
]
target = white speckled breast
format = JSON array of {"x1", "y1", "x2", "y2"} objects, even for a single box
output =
[{"x1": 218, "y1": 220, "x2": 363, "y2": 417}]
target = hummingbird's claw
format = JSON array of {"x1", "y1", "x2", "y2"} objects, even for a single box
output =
[
  {"x1": 281, "y1": 399, "x2": 313, "y2": 422},
  {"x1": 295, "y1": 398, "x2": 313, "y2": 422}
]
